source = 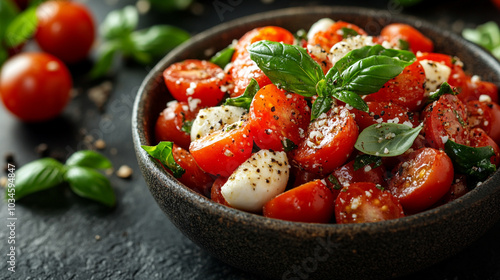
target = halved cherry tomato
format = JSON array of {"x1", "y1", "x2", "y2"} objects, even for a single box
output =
[
  {"x1": 248, "y1": 84, "x2": 311, "y2": 151},
  {"x1": 380, "y1": 23, "x2": 434, "y2": 53},
  {"x1": 307, "y1": 21, "x2": 367, "y2": 52},
  {"x1": 263, "y1": 180, "x2": 336, "y2": 223},
  {"x1": 211, "y1": 177, "x2": 230, "y2": 206},
  {"x1": 467, "y1": 100, "x2": 500, "y2": 144},
  {"x1": 330, "y1": 159, "x2": 387, "y2": 188},
  {"x1": 364, "y1": 61, "x2": 426, "y2": 111},
  {"x1": 189, "y1": 121, "x2": 253, "y2": 177},
  {"x1": 335, "y1": 182, "x2": 405, "y2": 224},
  {"x1": 351, "y1": 101, "x2": 417, "y2": 131},
  {"x1": 163, "y1": 59, "x2": 226, "y2": 108},
  {"x1": 170, "y1": 145, "x2": 214, "y2": 197},
  {"x1": 422, "y1": 94, "x2": 469, "y2": 150},
  {"x1": 388, "y1": 147, "x2": 454, "y2": 213},
  {"x1": 470, "y1": 127, "x2": 500, "y2": 166},
  {"x1": 291, "y1": 107, "x2": 358, "y2": 176},
  {"x1": 155, "y1": 101, "x2": 199, "y2": 150},
  {"x1": 36, "y1": 1, "x2": 95, "y2": 63}
]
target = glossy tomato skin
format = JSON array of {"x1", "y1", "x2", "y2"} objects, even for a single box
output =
[
  {"x1": 307, "y1": 21, "x2": 367, "y2": 52},
  {"x1": 291, "y1": 107, "x2": 358, "y2": 176},
  {"x1": 36, "y1": 1, "x2": 95, "y2": 63},
  {"x1": 351, "y1": 101, "x2": 417, "y2": 131},
  {"x1": 448, "y1": 64, "x2": 471, "y2": 101},
  {"x1": 467, "y1": 100, "x2": 500, "y2": 144},
  {"x1": 416, "y1": 52, "x2": 453, "y2": 68},
  {"x1": 335, "y1": 182, "x2": 405, "y2": 224},
  {"x1": 288, "y1": 165, "x2": 323, "y2": 189},
  {"x1": 232, "y1": 26, "x2": 295, "y2": 61},
  {"x1": 249, "y1": 85, "x2": 311, "y2": 151},
  {"x1": 380, "y1": 23, "x2": 434, "y2": 53},
  {"x1": 470, "y1": 127, "x2": 500, "y2": 166},
  {"x1": 211, "y1": 177, "x2": 230, "y2": 206},
  {"x1": 189, "y1": 121, "x2": 253, "y2": 177},
  {"x1": 330, "y1": 159, "x2": 387, "y2": 188},
  {"x1": 0, "y1": 52, "x2": 72, "y2": 122},
  {"x1": 170, "y1": 145, "x2": 214, "y2": 197},
  {"x1": 263, "y1": 180, "x2": 336, "y2": 223},
  {"x1": 388, "y1": 147, "x2": 454, "y2": 214},
  {"x1": 155, "y1": 101, "x2": 199, "y2": 150},
  {"x1": 163, "y1": 59, "x2": 226, "y2": 108},
  {"x1": 466, "y1": 79, "x2": 499, "y2": 103}
]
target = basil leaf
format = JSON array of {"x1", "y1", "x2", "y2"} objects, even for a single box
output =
[
  {"x1": 341, "y1": 27, "x2": 359, "y2": 38},
  {"x1": 10, "y1": 158, "x2": 65, "y2": 200},
  {"x1": 327, "y1": 174, "x2": 342, "y2": 190},
  {"x1": 100, "y1": 5, "x2": 138, "y2": 40},
  {"x1": 129, "y1": 25, "x2": 190, "y2": 62},
  {"x1": 65, "y1": 166, "x2": 115, "y2": 207},
  {"x1": 282, "y1": 138, "x2": 298, "y2": 152},
  {"x1": 427, "y1": 82, "x2": 457, "y2": 102},
  {"x1": 224, "y1": 78, "x2": 259, "y2": 109},
  {"x1": 444, "y1": 140, "x2": 496, "y2": 181},
  {"x1": 89, "y1": 41, "x2": 120, "y2": 79},
  {"x1": 294, "y1": 29, "x2": 307, "y2": 43},
  {"x1": 4, "y1": 6, "x2": 37, "y2": 48},
  {"x1": 181, "y1": 119, "x2": 193, "y2": 134},
  {"x1": 463, "y1": 21, "x2": 500, "y2": 53},
  {"x1": 66, "y1": 150, "x2": 112, "y2": 170},
  {"x1": 311, "y1": 96, "x2": 332, "y2": 120},
  {"x1": 332, "y1": 89, "x2": 369, "y2": 112},
  {"x1": 398, "y1": 39, "x2": 410, "y2": 50},
  {"x1": 248, "y1": 40, "x2": 324, "y2": 97},
  {"x1": 142, "y1": 141, "x2": 185, "y2": 178},
  {"x1": 210, "y1": 45, "x2": 235, "y2": 68},
  {"x1": 0, "y1": 0, "x2": 19, "y2": 41},
  {"x1": 353, "y1": 154, "x2": 383, "y2": 171},
  {"x1": 147, "y1": 0, "x2": 193, "y2": 12},
  {"x1": 355, "y1": 123, "x2": 423, "y2": 157}
]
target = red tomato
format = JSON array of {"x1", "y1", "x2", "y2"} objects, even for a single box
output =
[
  {"x1": 163, "y1": 59, "x2": 226, "y2": 108},
  {"x1": 248, "y1": 84, "x2": 311, "y2": 151},
  {"x1": 388, "y1": 148, "x2": 454, "y2": 213},
  {"x1": 364, "y1": 61, "x2": 426, "y2": 111},
  {"x1": 466, "y1": 79, "x2": 499, "y2": 103},
  {"x1": 434, "y1": 174, "x2": 469, "y2": 206},
  {"x1": 36, "y1": 1, "x2": 95, "y2": 63},
  {"x1": 448, "y1": 64, "x2": 471, "y2": 101},
  {"x1": 307, "y1": 21, "x2": 367, "y2": 52},
  {"x1": 189, "y1": 121, "x2": 253, "y2": 177},
  {"x1": 169, "y1": 145, "x2": 214, "y2": 197},
  {"x1": 232, "y1": 26, "x2": 295, "y2": 60},
  {"x1": 380, "y1": 23, "x2": 434, "y2": 53},
  {"x1": 335, "y1": 182, "x2": 405, "y2": 224},
  {"x1": 351, "y1": 101, "x2": 417, "y2": 131},
  {"x1": 330, "y1": 159, "x2": 387, "y2": 188},
  {"x1": 155, "y1": 101, "x2": 199, "y2": 150},
  {"x1": 470, "y1": 127, "x2": 500, "y2": 166},
  {"x1": 467, "y1": 100, "x2": 500, "y2": 144},
  {"x1": 416, "y1": 52, "x2": 453, "y2": 68},
  {"x1": 423, "y1": 94, "x2": 469, "y2": 150},
  {"x1": 0, "y1": 52, "x2": 72, "y2": 122},
  {"x1": 228, "y1": 55, "x2": 273, "y2": 98},
  {"x1": 291, "y1": 107, "x2": 359, "y2": 176},
  {"x1": 288, "y1": 165, "x2": 323, "y2": 189},
  {"x1": 211, "y1": 177, "x2": 230, "y2": 206},
  {"x1": 263, "y1": 180, "x2": 336, "y2": 223},
  {"x1": 493, "y1": 0, "x2": 500, "y2": 9}
]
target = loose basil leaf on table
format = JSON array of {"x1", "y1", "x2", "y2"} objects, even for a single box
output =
[
  {"x1": 444, "y1": 139, "x2": 496, "y2": 181},
  {"x1": 66, "y1": 150, "x2": 113, "y2": 170},
  {"x1": 210, "y1": 45, "x2": 235, "y2": 68},
  {"x1": 89, "y1": 41, "x2": 120, "y2": 79},
  {"x1": 142, "y1": 141, "x2": 185, "y2": 178},
  {"x1": 355, "y1": 123, "x2": 423, "y2": 157},
  {"x1": 65, "y1": 166, "x2": 116, "y2": 207},
  {"x1": 353, "y1": 154, "x2": 383, "y2": 171},
  {"x1": 0, "y1": 0, "x2": 19, "y2": 41},
  {"x1": 224, "y1": 78, "x2": 260, "y2": 109},
  {"x1": 99, "y1": 5, "x2": 138, "y2": 40}
]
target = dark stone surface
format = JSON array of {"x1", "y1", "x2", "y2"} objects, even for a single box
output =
[{"x1": 1, "y1": 0, "x2": 499, "y2": 279}]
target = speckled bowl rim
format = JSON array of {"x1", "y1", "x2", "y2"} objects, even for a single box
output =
[{"x1": 133, "y1": 6, "x2": 500, "y2": 238}]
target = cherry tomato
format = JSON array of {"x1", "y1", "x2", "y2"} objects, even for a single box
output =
[
  {"x1": 330, "y1": 159, "x2": 387, "y2": 188},
  {"x1": 291, "y1": 107, "x2": 359, "y2": 176},
  {"x1": 288, "y1": 165, "x2": 323, "y2": 189},
  {"x1": 170, "y1": 145, "x2": 214, "y2": 197},
  {"x1": 422, "y1": 94, "x2": 469, "y2": 150},
  {"x1": 189, "y1": 121, "x2": 253, "y2": 177},
  {"x1": 155, "y1": 101, "x2": 199, "y2": 150},
  {"x1": 335, "y1": 182, "x2": 405, "y2": 224},
  {"x1": 467, "y1": 100, "x2": 500, "y2": 144},
  {"x1": 380, "y1": 23, "x2": 434, "y2": 53},
  {"x1": 351, "y1": 101, "x2": 417, "y2": 131},
  {"x1": 35, "y1": 1, "x2": 95, "y2": 63},
  {"x1": 492, "y1": 0, "x2": 500, "y2": 9},
  {"x1": 263, "y1": 180, "x2": 336, "y2": 223},
  {"x1": 307, "y1": 21, "x2": 367, "y2": 52},
  {"x1": 448, "y1": 64, "x2": 471, "y2": 101},
  {"x1": 466, "y1": 79, "x2": 499, "y2": 103},
  {"x1": 232, "y1": 26, "x2": 295, "y2": 61},
  {"x1": 364, "y1": 61, "x2": 426, "y2": 111},
  {"x1": 163, "y1": 59, "x2": 226, "y2": 108},
  {"x1": 470, "y1": 127, "x2": 500, "y2": 166},
  {"x1": 416, "y1": 52, "x2": 453, "y2": 68},
  {"x1": 211, "y1": 177, "x2": 230, "y2": 206},
  {"x1": 434, "y1": 174, "x2": 469, "y2": 206},
  {"x1": 248, "y1": 84, "x2": 311, "y2": 151},
  {"x1": 0, "y1": 52, "x2": 72, "y2": 122},
  {"x1": 388, "y1": 147, "x2": 454, "y2": 213}
]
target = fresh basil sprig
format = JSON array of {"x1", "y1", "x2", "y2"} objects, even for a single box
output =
[
  {"x1": 353, "y1": 154, "x2": 383, "y2": 171},
  {"x1": 444, "y1": 139, "x2": 496, "y2": 181},
  {"x1": 7, "y1": 151, "x2": 115, "y2": 206},
  {"x1": 355, "y1": 123, "x2": 423, "y2": 157},
  {"x1": 142, "y1": 141, "x2": 185, "y2": 178},
  {"x1": 223, "y1": 78, "x2": 260, "y2": 109},
  {"x1": 427, "y1": 82, "x2": 457, "y2": 102},
  {"x1": 210, "y1": 45, "x2": 235, "y2": 68}
]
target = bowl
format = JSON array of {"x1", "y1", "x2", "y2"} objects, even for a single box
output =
[{"x1": 132, "y1": 6, "x2": 500, "y2": 280}]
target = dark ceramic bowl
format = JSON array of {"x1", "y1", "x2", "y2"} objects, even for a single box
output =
[{"x1": 132, "y1": 6, "x2": 500, "y2": 280}]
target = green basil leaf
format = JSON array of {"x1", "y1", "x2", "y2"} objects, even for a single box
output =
[
  {"x1": 90, "y1": 41, "x2": 120, "y2": 79},
  {"x1": 355, "y1": 123, "x2": 423, "y2": 157},
  {"x1": 0, "y1": 0, "x2": 19, "y2": 41},
  {"x1": 444, "y1": 140, "x2": 496, "y2": 181},
  {"x1": 210, "y1": 45, "x2": 235, "y2": 68},
  {"x1": 9, "y1": 158, "x2": 65, "y2": 200},
  {"x1": 65, "y1": 150, "x2": 112, "y2": 170},
  {"x1": 463, "y1": 21, "x2": 500, "y2": 52},
  {"x1": 248, "y1": 40, "x2": 324, "y2": 97},
  {"x1": 65, "y1": 166, "x2": 115, "y2": 207},
  {"x1": 327, "y1": 174, "x2": 342, "y2": 190},
  {"x1": 332, "y1": 89, "x2": 369, "y2": 112},
  {"x1": 129, "y1": 25, "x2": 190, "y2": 61},
  {"x1": 181, "y1": 119, "x2": 193, "y2": 134},
  {"x1": 4, "y1": 6, "x2": 37, "y2": 48},
  {"x1": 427, "y1": 82, "x2": 457, "y2": 102},
  {"x1": 147, "y1": 0, "x2": 193, "y2": 12},
  {"x1": 311, "y1": 96, "x2": 332, "y2": 120},
  {"x1": 224, "y1": 78, "x2": 259, "y2": 109},
  {"x1": 282, "y1": 138, "x2": 298, "y2": 152},
  {"x1": 100, "y1": 5, "x2": 138, "y2": 40},
  {"x1": 398, "y1": 39, "x2": 410, "y2": 50},
  {"x1": 294, "y1": 28, "x2": 307, "y2": 43},
  {"x1": 142, "y1": 141, "x2": 185, "y2": 178},
  {"x1": 353, "y1": 154, "x2": 383, "y2": 171},
  {"x1": 340, "y1": 27, "x2": 359, "y2": 38}
]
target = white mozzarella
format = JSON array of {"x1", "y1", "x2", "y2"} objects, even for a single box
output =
[
  {"x1": 307, "y1": 18, "x2": 335, "y2": 41},
  {"x1": 419, "y1": 59, "x2": 451, "y2": 94},
  {"x1": 190, "y1": 105, "x2": 247, "y2": 141},
  {"x1": 328, "y1": 35, "x2": 376, "y2": 66},
  {"x1": 221, "y1": 149, "x2": 289, "y2": 212}
]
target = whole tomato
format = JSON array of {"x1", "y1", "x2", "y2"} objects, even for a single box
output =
[{"x1": 0, "y1": 52, "x2": 72, "y2": 122}]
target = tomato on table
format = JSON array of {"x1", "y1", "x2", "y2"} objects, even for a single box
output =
[
  {"x1": 263, "y1": 180, "x2": 336, "y2": 223},
  {"x1": 36, "y1": 1, "x2": 95, "y2": 63},
  {"x1": 307, "y1": 21, "x2": 367, "y2": 52},
  {"x1": 470, "y1": 127, "x2": 500, "y2": 166},
  {"x1": 248, "y1": 84, "x2": 311, "y2": 151},
  {"x1": 467, "y1": 100, "x2": 500, "y2": 144},
  {"x1": 380, "y1": 23, "x2": 434, "y2": 53},
  {"x1": 155, "y1": 101, "x2": 199, "y2": 150},
  {"x1": 351, "y1": 101, "x2": 417, "y2": 131},
  {"x1": 335, "y1": 182, "x2": 405, "y2": 224},
  {"x1": 163, "y1": 59, "x2": 227, "y2": 108},
  {"x1": 330, "y1": 159, "x2": 387, "y2": 188},
  {"x1": 0, "y1": 52, "x2": 72, "y2": 122},
  {"x1": 211, "y1": 177, "x2": 230, "y2": 206},
  {"x1": 388, "y1": 147, "x2": 454, "y2": 213},
  {"x1": 291, "y1": 107, "x2": 358, "y2": 176},
  {"x1": 189, "y1": 121, "x2": 254, "y2": 177}
]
